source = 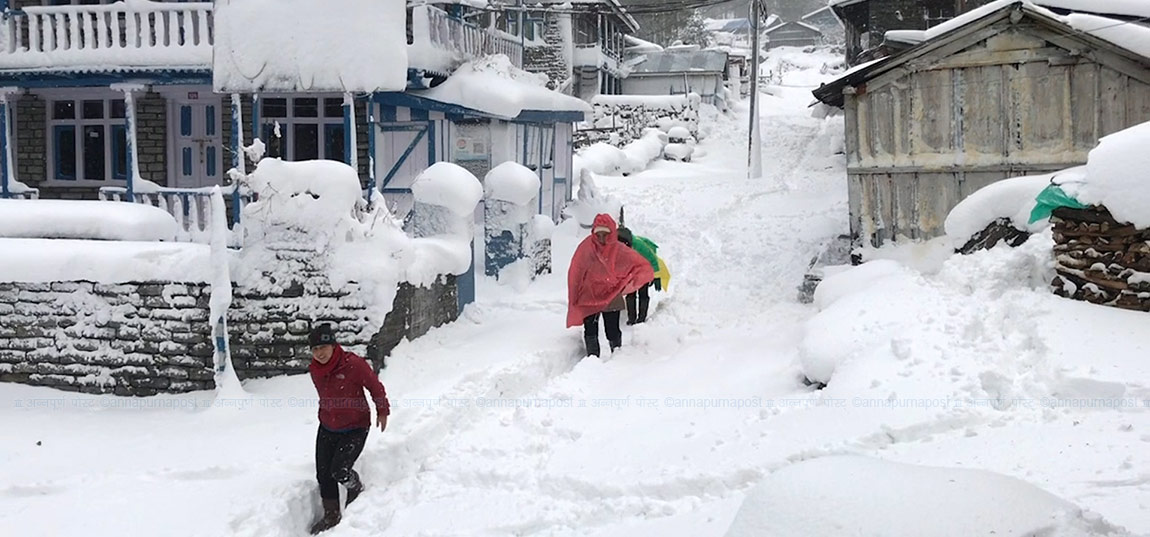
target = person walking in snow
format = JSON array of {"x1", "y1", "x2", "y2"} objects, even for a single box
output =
[
  {"x1": 567, "y1": 214, "x2": 655, "y2": 356},
  {"x1": 616, "y1": 226, "x2": 660, "y2": 325},
  {"x1": 307, "y1": 323, "x2": 389, "y2": 535}
]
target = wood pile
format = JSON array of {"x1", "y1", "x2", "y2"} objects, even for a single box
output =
[{"x1": 1051, "y1": 206, "x2": 1150, "y2": 312}]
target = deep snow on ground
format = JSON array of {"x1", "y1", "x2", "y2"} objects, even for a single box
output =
[{"x1": 3, "y1": 47, "x2": 1149, "y2": 537}]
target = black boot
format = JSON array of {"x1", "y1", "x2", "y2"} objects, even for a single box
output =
[
  {"x1": 583, "y1": 314, "x2": 601, "y2": 356},
  {"x1": 345, "y1": 471, "x2": 364, "y2": 506},
  {"x1": 309, "y1": 498, "x2": 341, "y2": 535}
]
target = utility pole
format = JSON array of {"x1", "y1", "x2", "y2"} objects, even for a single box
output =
[{"x1": 747, "y1": 0, "x2": 763, "y2": 179}]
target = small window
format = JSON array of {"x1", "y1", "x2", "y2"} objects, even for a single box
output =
[
  {"x1": 110, "y1": 100, "x2": 126, "y2": 119},
  {"x1": 262, "y1": 98, "x2": 288, "y2": 118},
  {"x1": 53, "y1": 101, "x2": 75, "y2": 120},
  {"x1": 82, "y1": 100, "x2": 104, "y2": 119},
  {"x1": 324, "y1": 124, "x2": 346, "y2": 163},
  {"x1": 323, "y1": 98, "x2": 344, "y2": 118},
  {"x1": 293, "y1": 98, "x2": 318, "y2": 118},
  {"x1": 293, "y1": 123, "x2": 319, "y2": 160}
]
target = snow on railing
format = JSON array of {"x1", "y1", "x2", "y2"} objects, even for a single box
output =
[
  {"x1": 98, "y1": 184, "x2": 249, "y2": 246},
  {"x1": 0, "y1": 1, "x2": 212, "y2": 71},
  {"x1": 409, "y1": 4, "x2": 522, "y2": 75}
]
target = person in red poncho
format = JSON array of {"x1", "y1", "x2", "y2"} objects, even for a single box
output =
[
  {"x1": 567, "y1": 214, "x2": 656, "y2": 356},
  {"x1": 306, "y1": 323, "x2": 389, "y2": 535}
]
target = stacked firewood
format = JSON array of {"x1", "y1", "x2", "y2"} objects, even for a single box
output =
[{"x1": 1051, "y1": 206, "x2": 1150, "y2": 312}]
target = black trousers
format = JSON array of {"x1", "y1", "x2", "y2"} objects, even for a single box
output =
[
  {"x1": 583, "y1": 311, "x2": 621, "y2": 357},
  {"x1": 315, "y1": 425, "x2": 368, "y2": 500},
  {"x1": 625, "y1": 282, "x2": 651, "y2": 324}
]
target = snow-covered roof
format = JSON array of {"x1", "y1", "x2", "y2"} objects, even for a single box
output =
[
  {"x1": 627, "y1": 50, "x2": 728, "y2": 75},
  {"x1": 414, "y1": 56, "x2": 590, "y2": 120},
  {"x1": 879, "y1": 0, "x2": 1150, "y2": 57},
  {"x1": 1034, "y1": 0, "x2": 1150, "y2": 19},
  {"x1": 814, "y1": 1, "x2": 1150, "y2": 107},
  {"x1": 213, "y1": 0, "x2": 408, "y2": 93},
  {"x1": 765, "y1": 20, "x2": 824, "y2": 35},
  {"x1": 705, "y1": 18, "x2": 753, "y2": 33},
  {"x1": 801, "y1": 5, "x2": 836, "y2": 21},
  {"x1": 625, "y1": 35, "x2": 664, "y2": 54}
]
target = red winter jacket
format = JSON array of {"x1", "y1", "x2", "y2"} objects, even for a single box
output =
[
  {"x1": 566, "y1": 214, "x2": 655, "y2": 327},
  {"x1": 309, "y1": 345, "x2": 390, "y2": 431}
]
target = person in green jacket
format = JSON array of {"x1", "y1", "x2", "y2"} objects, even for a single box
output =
[{"x1": 617, "y1": 226, "x2": 660, "y2": 325}]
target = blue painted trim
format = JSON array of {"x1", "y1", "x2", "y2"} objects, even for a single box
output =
[
  {"x1": 374, "y1": 92, "x2": 490, "y2": 120},
  {"x1": 381, "y1": 127, "x2": 426, "y2": 188},
  {"x1": 366, "y1": 96, "x2": 376, "y2": 207},
  {"x1": 380, "y1": 187, "x2": 414, "y2": 194},
  {"x1": 230, "y1": 95, "x2": 242, "y2": 225},
  {"x1": 0, "y1": 70, "x2": 211, "y2": 88},
  {"x1": 206, "y1": 146, "x2": 217, "y2": 177},
  {"x1": 409, "y1": 107, "x2": 429, "y2": 121},
  {"x1": 205, "y1": 104, "x2": 216, "y2": 137},
  {"x1": 0, "y1": 103, "x2": 8, "y2": 198},
  {"x1": 179, "y1": 105, "x2": 192, "y2": 137},
  {"x1": 343, "y1": 97, "x2": 353, "y2": 165},
  {"x1": 376, "y1": 123, "x2": 427, "y2": 131},
  {"x1": 250, "y1": 94, "x2": 260, "y2": 146},
  {"x1": 381, "y1": 104, "x2": 397, "y2": 123},
  {"x1": 182, "y1": 147, "x2": 193, "y2": 177},
  {"x1": 53, "y1": 125, "x2": 76, "y2": 180},
  {"x1": 457, "y1": 241, "x2": 476, "y2": 315},
  {"x1": 512, "y1": 110, "x2": 585, "y2": 123},
  {"x1": 427, "y1": 120, "x2": 436, "y2": 164}
]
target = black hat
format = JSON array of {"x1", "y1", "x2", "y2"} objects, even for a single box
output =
[
  {"x1": 617, "y1": 226, "x2": 633, "y2": 246},
  {"x1": 308, "y1": 323, "x2": 336, "y2": 347}
]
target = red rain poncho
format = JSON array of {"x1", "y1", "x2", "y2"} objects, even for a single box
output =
[{"x1": 567, "y1": 214, "x2": 655, "y2": 327}]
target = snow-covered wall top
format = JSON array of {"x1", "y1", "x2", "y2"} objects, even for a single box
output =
[
  {"x1": 416, "y1": 56, "x2": 591, "y2": 119},
  {"x1": 0, "y1": 239, "x2": 210, "y2": 283},
  {"x1": 0, "y1": 199, "x2": 177, "y2": 241},
  {"x1": 212, "y1": 0, "x2": 408, "y2": 93}
]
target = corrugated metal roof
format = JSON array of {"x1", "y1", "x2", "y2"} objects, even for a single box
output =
[{"x1": 628, "y1": 50, "x2": 728, "y2": 74}]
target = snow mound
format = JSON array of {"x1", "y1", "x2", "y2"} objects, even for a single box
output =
[
  {"x1": 0, "y1": 239, "x2": 210, "y2": 283},
  {"x1": 1071, "y1": 121, "x2": 1150, "y2": 229},
  {"x1": 664, "y1": 143, "x2": 694, "y2": 162},
  {"x1": 413, "y1": 162, "x2": 484, "y2": 217},
  {"x1": 667, "y1": 126, "x2": 691, "y2": 141},
  {"x1": 943, "y1": 170, "x2": 1078, "y2": 242},
  {"x1": 417, "y1": 55, "x2": 590, "y2": 119},
  {"x1": 484, "y1": 162, "x2": 540, "y2": 205},
  {"x1": 725, "y1": 456, "x2": 1128, "y2": 537},
  {"x1": 0, "y1": 199, "x2": 178, "y2": 241},
  {"x1": 243, "y1": 158, "x2": 362, "y2": 244}
]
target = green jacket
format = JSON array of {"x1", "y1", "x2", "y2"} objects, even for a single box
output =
[{"x1": 630, "y1": 236, "x2": 659, "y2": 272}]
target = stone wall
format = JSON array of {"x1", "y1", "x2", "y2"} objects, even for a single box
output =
[
  {"x1": 15, "y1": 94, "x2": 46, "y2": 185},
  {"x1": 524, "y1": 13, "x2": 571, "y2": 91},
  {"x1": 1051, "y1": 206, "x2": 1150, "y2": 312},
  {"x1": 0, "y1": 282, "x2": 215, "y2": 396},
  {"x1": 136, "y1": 91, "x2": 168, "y2": 186},
  {"x1": 578, "y1": 96, "x2": 700, "y2": 147}
]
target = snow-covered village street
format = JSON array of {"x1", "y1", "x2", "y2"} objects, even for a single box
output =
[
  {"x1": 4, "y1": 38, "x2": 1150, "y2": 536},
  {"x1": 4, "y1": 0, "x2": 1150, "y2": 535}
]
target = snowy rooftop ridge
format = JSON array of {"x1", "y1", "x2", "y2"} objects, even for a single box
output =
[{"x1": 414, "y1": 55, "x2": 590, "y2": 119}]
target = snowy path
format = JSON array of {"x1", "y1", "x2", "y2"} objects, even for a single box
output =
[{"x1": 5, "y1": 49, "x2": 1150, "y2": 537}]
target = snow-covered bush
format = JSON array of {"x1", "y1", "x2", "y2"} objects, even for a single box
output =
[
  {"x1": 664, "y1": 126, "x2": 696, "y2": 162},
  {"x1": 574, "y1": 129, "x2": 669, "y2": 177}
]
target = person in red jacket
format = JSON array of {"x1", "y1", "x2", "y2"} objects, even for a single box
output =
[
  {"x1": 307, "y1": 323, "x2": 389, "y2": 535},
  {"x1": 567, "y1": 214, "x2": 655, "y2": 356}
]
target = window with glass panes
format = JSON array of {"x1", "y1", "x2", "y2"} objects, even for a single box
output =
[
  {"x1": 49, "y1": 98, "x2": 128, "y2": 182},
  {"x1": 259, "y1": 97, "x2": 348, "y2": 163}
]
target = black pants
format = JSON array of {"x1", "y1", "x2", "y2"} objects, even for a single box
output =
[
  {"x1": 583, "y1": 311, "x2": 621, "y2": 356},
  {"x1": 625, "y1": 283, "x2": 651, "y2": 324},
  {"x1": 315, "y1": 425, "x2": 368, "y2": 500}
]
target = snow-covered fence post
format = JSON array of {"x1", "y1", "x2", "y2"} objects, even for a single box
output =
[
  {"x1": 229, "y1": 93, "x2": 246, "y2": 227},
  {"x1": 410, "y1": 162, "x2": 483, "y2": 310},
  {"x1": 482, "y1": 162, "x2": 541, "y2": 278}
]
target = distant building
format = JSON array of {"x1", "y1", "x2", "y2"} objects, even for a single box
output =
[
  {"x1": 800, "y1": 6, "x2": 845, "y2": 44},
  {"x1": 764, "y1": 20, "x2": 825, "y2": 49},
  {"x1": 622, "y1": 49, "x2": 730, "y2": 106}
]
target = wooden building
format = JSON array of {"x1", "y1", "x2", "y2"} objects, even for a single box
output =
[{"x1": 812, "y1": 1, "x2": 1150, "y2": 246}]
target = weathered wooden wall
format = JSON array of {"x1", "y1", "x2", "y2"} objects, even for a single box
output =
[{"x1": 846, "y1": 25, "x2": 1150, "y2": 246}]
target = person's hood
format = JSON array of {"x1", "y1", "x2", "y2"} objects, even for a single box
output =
[{"x1": 591, "y1": 213, "x2": 619, "y2": 247}]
